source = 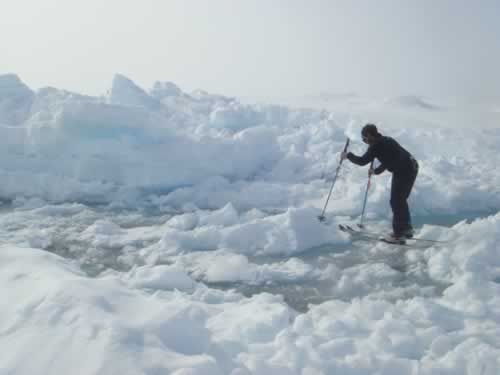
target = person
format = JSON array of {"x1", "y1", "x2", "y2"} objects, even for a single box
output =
[{"x1": 341, "y1": 124, "x2": 419, "y2": 243}]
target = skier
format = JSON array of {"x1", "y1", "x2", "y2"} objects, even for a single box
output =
[{"x1": 341, "y1": 124, "x2": 419, "y2": 243}]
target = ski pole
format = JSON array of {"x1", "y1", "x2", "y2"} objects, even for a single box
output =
[
  {"x1": 318, "y1": 138, "x2": 350, "y2": 222},
  {"x1": 358, "y1": 160, "x2": 374, "y2": 228}
]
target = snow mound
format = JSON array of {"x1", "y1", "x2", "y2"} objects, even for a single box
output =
[
  {"x1": 150, "y1": 81, "x2": 183, "y2": 99},
  {"x1": 383, "y1": 95, "x2": 440, "y2": 111},
  {"x1": 154, "y1": 207, "x2": 348, "y2": 257},
  {"x1": 209, "y1": 102, "x2": 263, "y2": 131},
  {"x1": 109, "y1": 74, "x2": 161, "y2": 110},
  {"x1": 0, "y1": 74, "x2": 34, "y2": 125}
]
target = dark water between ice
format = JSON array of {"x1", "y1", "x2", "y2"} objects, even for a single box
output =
[
  {"x1": 1, "y1": 201, "x2": 495, "y2": 313},
  {"x1": 208, "y1": 242, "x2": 450, "y2": 313},
  {"x1": 207, "y1": 211, "x2": 497, "y2": 312}
]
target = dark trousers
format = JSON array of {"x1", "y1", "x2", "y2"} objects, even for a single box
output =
[{"x1": 390, "y1": 159, "x2": 418, "y2": 235}]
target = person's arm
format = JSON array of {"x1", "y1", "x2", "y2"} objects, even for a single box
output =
[
  {"x1": 373, "y1": 164, "x2": 386, "y2": 175},
  {"x1": 346, "y1": 146, "x2": 375, "y2": 166}
]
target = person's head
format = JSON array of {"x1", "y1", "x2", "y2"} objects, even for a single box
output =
[{"x1": 361, "y1": 124, "x2": 381, "y2": 145}]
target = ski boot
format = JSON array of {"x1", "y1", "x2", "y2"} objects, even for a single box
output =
[
  {"x1": 401, "y1": 228, "x2": 414, "y2": 239},
  {"x1": 382, "y1": 232, "x2": 407, "y2": 244}
]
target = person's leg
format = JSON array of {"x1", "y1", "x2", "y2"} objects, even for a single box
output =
[
  {"x1": 390, "y1": 173, "x2": 406, "y2": 236},
  {"x1": 401, "y1": 162, "x2": 418, "y2": 232},
  {"x1": 391, "y1": 163, "x2": 418, "y2": 236}
]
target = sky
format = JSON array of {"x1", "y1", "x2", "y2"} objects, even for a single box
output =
[{"x1": 1, "y1": 0, "x2": 500, "y2": 102}]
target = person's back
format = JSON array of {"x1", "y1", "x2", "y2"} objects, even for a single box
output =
[{"x1": 369, "y1": 135, "x2": 413, "y2": 173}]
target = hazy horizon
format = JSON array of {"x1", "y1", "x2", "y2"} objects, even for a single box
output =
[{"x1": 2, "y1": 0, "x2": 500, "y2": 103}]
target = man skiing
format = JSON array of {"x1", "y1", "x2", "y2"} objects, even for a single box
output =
[{"x1": 341, "y1": 124, "x2": 419, "y2": 243}]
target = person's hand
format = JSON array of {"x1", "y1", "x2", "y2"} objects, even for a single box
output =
[
  {"x1": 340, "y1": 151, "x2": 348, "y2": 161},
  {"x1": 368, "y1": 167, "x2": 374, "y2": 176}
]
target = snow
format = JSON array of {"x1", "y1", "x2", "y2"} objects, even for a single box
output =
[
  {"x1": 0, "y1": 74, "x2": 34, "y2": 125},
  {"x1": 0, "y1": 73, "x2": 499, "y2": 374},
  {"x1": 109, "y1": 74, "x2": 162, "y2": 111},
  {"x1": 382, "y1": 95, "x2": 441, "y2": 111},
  {"x1": 150, "y1": 81, "x2": 183, "y2": 100}
]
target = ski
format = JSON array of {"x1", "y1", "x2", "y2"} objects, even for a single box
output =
[
  {"x1": 340, "y1": 224, "x2": 446, "y2": 243},
  {"x1": 338, "y1": 224, "x2": 382, "y2": 241},
  {"x1": 339, "y1": 224, "x2": 409, "y2": 246},
  {"x1": 339, "y1": 224, "x2": 446, "y2": 246}
]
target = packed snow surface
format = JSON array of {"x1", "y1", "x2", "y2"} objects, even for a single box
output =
[{"x1": 0, "y1": 74, "x2": 499, "y2": 374}]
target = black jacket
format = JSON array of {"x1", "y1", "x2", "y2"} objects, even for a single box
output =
[{"x1": 347, "y1": 135, "x2": 414, "y2": 175}]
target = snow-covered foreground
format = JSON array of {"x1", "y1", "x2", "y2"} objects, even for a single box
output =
[{"x1": 0, "y1": 73, "x2": 499, "y2": 374}]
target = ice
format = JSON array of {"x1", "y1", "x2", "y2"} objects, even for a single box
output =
[
  {"x1": 152, "y1": 207, "x2": 348, "y2": 257},
  {"x1": 0, "y1": 73, "x2": 498, "y2": 216},
  {"x1": 382, "y1": 95, "x2": 441, "y2": 111},
  {"x1": 175, "y1": 250, "x2": 324, "y2": 285},
  {"x1": 109, "y1": 74, "x2": 162, "y2": 111},
  {"x1": 209, "y1": 101, "x2": 263, "y2": 131},
  {"x1": 0, "y1": 73, "x2": 499, "y2": 374},
  {"x1": 150, "y1": 81, "x2": 183, "y2": 99},
  {"x1": 124, "y1": 264, "x2": 197, "y2": 291},
  {"x1": 0, "y1": 74, "x2": 34, "y2": 125},
  {"x1": 0, "y1": 246, "x2": 234, "y2": 374}
]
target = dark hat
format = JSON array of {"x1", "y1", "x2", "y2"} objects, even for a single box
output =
[{"x1": 361, "y1": 124, "x2": 379, "y2": 137}]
